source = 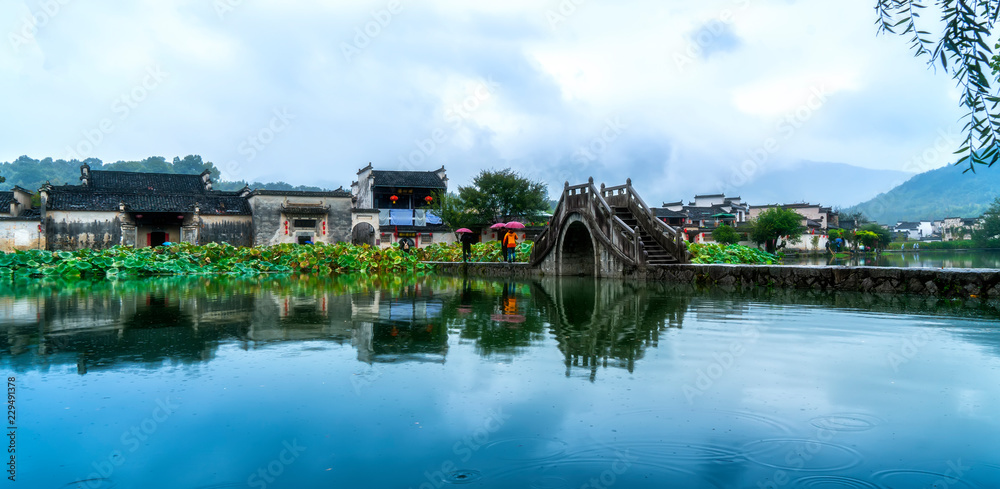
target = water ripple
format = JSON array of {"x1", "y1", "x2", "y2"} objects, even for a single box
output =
[
  {"x1": 62, "y1": 479, "x2": 116, "y2": 489},
  {"x1": 487, "y1": 460, "x2": 725, "y2": 489},
  {"x1": 571, "y1": 440, "x2": 743, "y2": 462},
  {"x1": 483, "y1": 437, "x2": 569, "y2": 461},
  {"x1": 792, "y1": 475, "x2": 880, "y2": 488},
  {"x1": 872, "y1": 469, "x2": 979, "y2": 489},
  {"x1": 742, "y1": 438, "x2": 864, "y2": 472},
  {"x1": 442, "y1": 469, "x2": 483, "y2": 485},
  {"x1": 809, "y1": 413, "x2": 885, "y2": 432}
]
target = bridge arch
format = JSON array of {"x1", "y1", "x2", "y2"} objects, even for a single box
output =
[{"x1": 558, "y1": 214, "x2": 596, "y2": 276}]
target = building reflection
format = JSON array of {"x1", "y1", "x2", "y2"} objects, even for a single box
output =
[{"x1": 0, "y1": 276, "x2": 456, "y2": 373}]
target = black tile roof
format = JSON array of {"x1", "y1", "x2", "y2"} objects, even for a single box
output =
[
  {"x1": 88, "y1": 170, "x2": 207, "y2": 193},
  {"x1": 653, "y1": 208, "x2": 687, "y2": 218},
  {"x1": 47, "y1": 171, "x2": 251, "y2": 215},
  {"x1": 371, "y1": 170, "x2": 446, "y2": 189},
  {"x1": 250, "y1": 189, "x2": 350, "y2": 198},
  {"x1": 0, "y1": 192, "x2": 13, "y2": 209}
]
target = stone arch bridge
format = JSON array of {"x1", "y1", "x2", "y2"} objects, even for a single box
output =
[{"x1": 529, "y1": 178, "x2": 688, "y2": 277}]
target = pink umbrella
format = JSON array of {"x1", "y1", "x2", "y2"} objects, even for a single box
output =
[
  {"x1": 490, "y1": 223, "x2": 506, "y2": 229},
  {"x1": 455, "y1": 228, "x2": 473, "y2": 233},
  {"x1": 505, "y1": 221, "x2": 525, "y2": 229}
]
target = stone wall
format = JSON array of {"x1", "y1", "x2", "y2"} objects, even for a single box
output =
[
  {"x1": 428, "y1": 262, "x2": 542, "y2": 279},
  {"x1": 645, "y1": 264, "x2": 1000, "y2": 298},
  {"x1": 200, "y1": 216, "x2": 254, "y2": 246},
  {"x1": 428, "y1": 262, "x2": 1000, "y2": 298},
  {"x1": 248, "y1": 193, "x2": 351, "y2": 246},
  {"x1": 44, "y1": 211, "x2": 122, "y2": 251}
]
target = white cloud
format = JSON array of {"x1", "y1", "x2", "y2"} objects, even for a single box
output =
[{"x1": 0, "y1": 0, "x2": 968, "y2": 201}]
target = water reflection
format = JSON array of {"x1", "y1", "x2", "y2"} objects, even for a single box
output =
[
  {"x1": 4, "y1": 275, "x2": 996, "y2": 377},
  {"x1": 0, "y1": 276, "x2": 997, "y2": 381},
  {"x1": 5, "y1": 275, "x2": 1000, "y2": 488}
]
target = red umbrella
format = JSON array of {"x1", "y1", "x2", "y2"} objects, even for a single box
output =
[
  {"x1": 455, "y1": 228, "x2": 473, "y2": 233},
  {"x1": 490, "y1": 223, "x2": 506, "y2": 229},
  {"x1": 505, "y1": 221, "x2": 525, "y2": 229}
]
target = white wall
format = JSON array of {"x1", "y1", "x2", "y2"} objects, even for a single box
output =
[{"x1": 0, "y1": 221, "x2": 43, "y2": 251}]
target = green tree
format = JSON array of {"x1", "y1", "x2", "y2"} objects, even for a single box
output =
[
  {"x1": 877, "y1": 1, "x2": 1000, "y2": 171},
  {"x1": 453, "y1": 169, "x2": 549, "y2": 228},
  {"x1": 712, "y1": 224, "x2": 741, "y2": 245},
  {"x1": 748, "y1": 207, "x2": 805, "y2": 254},
  {"x1": 973, "y1": 196, "x2": 1000, "y2": 246},
  {"x1": 433, "y1": 191, "x2": 479, "y2": 232},
  {"x1": 859, "y1": 223, "x2": 893, "y2": 250}
]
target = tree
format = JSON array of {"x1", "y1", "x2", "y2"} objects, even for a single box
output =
[
  {"x1": 452, "y1": 169, "x2": 549, "y2": 228},
  {"x1": 877, "y1": 1, "x2": 1000, "y2": 172},
  {"x1": 432, "y1": 191, "x2": 480, "y2": 231},
  {"x1": 973, "y1": 196, "x2": 1000, "y2": 246},
  {"x1": 748, "y1": 207, "x2": 805, "y2": 254},
  {"x1": 712, "y1": 224, "x2": 741, "y2": 245},
  {"x1": 859, "y1": 223, "x2": 893, "y2": 250}
]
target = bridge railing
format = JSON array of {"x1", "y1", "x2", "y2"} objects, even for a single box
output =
[
  {"x1": 601, "y1": 179, "x2": 688, "y2": 263},
  {"x1": 529, "y1": 178, "x2": 640, "y2": 267}
]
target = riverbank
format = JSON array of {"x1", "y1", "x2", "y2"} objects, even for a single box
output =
[{"x1": 429, "y1": 262, "x2": 1000, "y2": 298}]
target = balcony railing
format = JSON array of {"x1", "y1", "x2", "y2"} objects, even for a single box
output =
[{"x1": 378, "y1": 209, "x2": 443, "y2": 227}]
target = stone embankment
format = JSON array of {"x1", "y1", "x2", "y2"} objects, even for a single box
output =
[{"x1": 428, "y1": 262, "x2": 1000, "y2": 298}]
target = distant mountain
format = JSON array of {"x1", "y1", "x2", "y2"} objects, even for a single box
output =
[
  {"x1": 735, "y1": 161, "x2": 913, "y2": 208},
  {"x1": 844, "y1": 163, "x2": 1000, "y2": 224}
]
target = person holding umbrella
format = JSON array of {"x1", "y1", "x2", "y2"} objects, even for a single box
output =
[
  {"x1": 490, "y1": 222, "x2": 507, "y2": 261},
  {"x1": 456, "y1": 228, "x2": 475, "y2": 262},
  {"x1": 504, "y1": 221, "x2": 526, "y2": 263}
]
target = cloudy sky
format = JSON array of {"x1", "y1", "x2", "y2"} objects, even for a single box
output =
[{"x1": 0, "y1": 0, "x2": 965, "y2": 200}]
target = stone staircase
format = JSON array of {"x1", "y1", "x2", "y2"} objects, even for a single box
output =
[{"x1": 612, "y1": 207, "x2": 681, "y2": 266}]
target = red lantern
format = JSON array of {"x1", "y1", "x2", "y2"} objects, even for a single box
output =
[
  {"x1": 284, "y1": 220, "x2": 289, "y2": 235},
  {"x1": 322, "y1": 221, "x2": 327, "y2": 235},
  {"x1": 424, "y1": 196, "x2": 433, "y2": 203},
  {"x1": 390, "y1": 195, "x2": 399, "y2": 204}
]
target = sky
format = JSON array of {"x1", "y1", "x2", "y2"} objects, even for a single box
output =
[{"x1": 0, "y1": 0, "x2": 967, "y2": 201}]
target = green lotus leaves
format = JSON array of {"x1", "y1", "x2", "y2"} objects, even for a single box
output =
[{"x1": 0, "y1": 241, "x2": 442, "y2": 279}]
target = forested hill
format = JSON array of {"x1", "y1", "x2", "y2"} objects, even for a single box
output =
[
  {"x1": 0, "y1": 155, "x2": 332, "y2": 193},
  {"x1": 844, "y1": 163, "x2": 1000, "y2": 224}
]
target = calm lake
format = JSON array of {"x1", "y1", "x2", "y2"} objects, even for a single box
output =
[
  {"x1": 3, "y1": 275, "x2": 1000, "y2": 488},
  {"x1": 783, "y1": 249, "x2": 1000, "y2": 269}
]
